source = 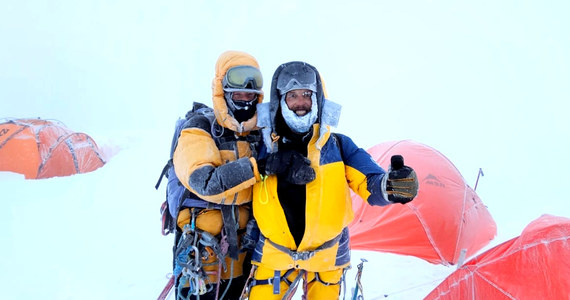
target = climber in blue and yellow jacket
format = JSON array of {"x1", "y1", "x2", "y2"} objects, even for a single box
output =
[
  {"x1": 172, "y1": 50, "x2": 264, "y2": 299},
  {"x1": 248, "y1": 61, "x2": 419, "y2": 299}
]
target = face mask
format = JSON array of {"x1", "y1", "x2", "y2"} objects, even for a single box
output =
[
  {"x1": 224, "y1": 92, "x2": 258, "y2": 123},
  {"x1": 232, "y1": 105, "x2": 256, "y2": 123},
  {"x1": 280, "y1": 93, "x2": 318, "y2": 134}
]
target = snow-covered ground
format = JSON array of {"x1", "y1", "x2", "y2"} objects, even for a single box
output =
[
  {"x1": 0, "y1": 129, "x2": 566, "y2": 299},
  {"x1": 0, "y1": 131, "x2": 452, "y2": 300}
]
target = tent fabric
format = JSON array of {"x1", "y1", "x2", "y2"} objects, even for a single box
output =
[
  {"x1": 348, "y1": 140, "x2": 496, "y2": 265},
  {"x1": 0, "y1": 119, "x2": 106, "y2": 179},
  {"x1": 425, "y1": 214, "x2": 570, "y2": 300}
]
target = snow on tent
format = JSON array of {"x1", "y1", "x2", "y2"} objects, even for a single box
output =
[
  {"x1": 348, "y1": 140, "x2": 496, "y2": 265},
  {"x1": 425, "y1": 214, "x2": 570, "y2": 300},
  {"x1": 0, "y1": 118, "x2": 106, "y2": 179}
]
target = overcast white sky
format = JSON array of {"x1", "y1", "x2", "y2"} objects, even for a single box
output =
[{"x1": 2, "y1": 0, "x2": 569, "y2": 239}]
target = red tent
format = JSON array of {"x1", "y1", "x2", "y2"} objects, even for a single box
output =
[
  {"x1": 0, "y1": 118, "x2": 106, "y2": 179},
  {"x1": 425, "y1": 214, "x2": 570, "y2": 300},
  {"x1": 349, "y1": 140, "x2": 496, "y2": 265}
]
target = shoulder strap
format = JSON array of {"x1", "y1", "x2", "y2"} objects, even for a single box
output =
[{"x1": 155, "y1": 159, "x2": 173, "y2": 190}]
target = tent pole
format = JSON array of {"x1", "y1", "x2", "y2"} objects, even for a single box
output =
[{"x1": 474, "y1": 168, "x2": 484, "y2": 191}]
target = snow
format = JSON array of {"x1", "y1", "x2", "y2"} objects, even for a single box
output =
[
  {"x1": 0, "y1": 132, "x2": 442, "y2": 300},
  {"x1": 0, "y1": 127, "x2": 562, "y2": 300},
  {"x1": 2, "y1": 1, "x2": 569, "y2": 299},
  {"x1": 0, "y1": 133, "x2": 171, "y2": 299}
]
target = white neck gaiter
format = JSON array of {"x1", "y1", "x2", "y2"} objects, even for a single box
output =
[{"x1": 279, "y1": 93, "x2": 318, "y2": 134}]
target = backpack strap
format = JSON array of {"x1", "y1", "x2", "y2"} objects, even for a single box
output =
[
  {"x1": 155, "y1": 159, "x2": 173, "y2": 190},
  {"x1": 221, "y1": 205, "x2": 240, "y2": 260}
]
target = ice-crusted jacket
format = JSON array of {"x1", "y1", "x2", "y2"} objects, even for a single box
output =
[
  {"x1": 252, "y1": 61, "x2": 392, "y2": 272},
  {"x1": 173, "y1": 51, "x2": 262, "y2": 208}
]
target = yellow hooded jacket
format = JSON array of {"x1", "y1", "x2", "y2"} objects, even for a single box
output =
[
  {"x1": 172, "y1": 51, "x2": 266, "y2": 282},
  {"x1": 252, "y1": 61, "x2": 391, "y2": 272},
  {"x1": 173, "y1": 51, "x2": 263, "y2": 205}
]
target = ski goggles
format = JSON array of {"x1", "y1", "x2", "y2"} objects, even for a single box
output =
[
  {"x1": 223, "y1": 66, "x2": 263, "y2": 94},
  {"x1": 276, "y1": 63, "x2": 317, "y2": 94}
]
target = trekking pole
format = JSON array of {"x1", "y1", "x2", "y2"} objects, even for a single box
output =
[
  {"x1": 474, "y1": 168, "x2": 484, "y2": 192},
  {"x1": 352, "y1": 258, "x2": 367, "y2": 300}
]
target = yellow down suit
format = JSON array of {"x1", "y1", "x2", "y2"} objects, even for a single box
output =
[
  {"x1": 249, "y1": 61, "x2": 392, "y2": 299},
  {"x1": 172, "y1": 51, "x2": 262, "y2": 286}
]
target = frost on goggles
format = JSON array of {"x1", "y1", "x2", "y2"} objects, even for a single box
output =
[
  {"x1": 276, "y1": 64, "x2": 317, "y2": 95},
  {"x1": 223, "y1": 66, "x2": 263, "y2": 93}
]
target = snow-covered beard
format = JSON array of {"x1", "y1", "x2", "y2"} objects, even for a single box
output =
[{"x1": 279, "y1": 93, "x2": 318, "y2": 134}]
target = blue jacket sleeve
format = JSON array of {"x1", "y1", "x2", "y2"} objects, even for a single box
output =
[{"x1": 335, "y1": 133, "x2": 391, "y2": 206}]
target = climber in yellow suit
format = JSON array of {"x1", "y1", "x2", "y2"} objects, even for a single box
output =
[
  {"x1": 172, "y1": 50, "x2": 265, "y2": 299},
  {"x1": 248, "y1": 61, "x2": 419, "y2": 299}
]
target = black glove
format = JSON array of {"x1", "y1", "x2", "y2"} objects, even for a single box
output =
[
  {"x1": 240, "y1": 219, "x2": 260, "y2": 252},
  {"x1": 259, "y1": 150, "x2": 316, "y2": 185},
  {"x1": 385, "y1": 155, "x2": 418, "y2": 204}
]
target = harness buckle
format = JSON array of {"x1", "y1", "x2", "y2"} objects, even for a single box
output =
[{"x1": 291, "y1": 251, "x2": 314, "y2": 261}]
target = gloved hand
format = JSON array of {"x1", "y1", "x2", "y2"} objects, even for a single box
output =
[
  {"x1": 240, "y1": 219, "x2": 260, "y2": 252},
  {"x1": 259, "y1": 150, "x2": 316, "y2": 185},
  {"x1": 383, "y1": 155, "x2": 419, "y2": 204}
]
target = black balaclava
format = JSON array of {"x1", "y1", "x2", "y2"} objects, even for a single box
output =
[{"x1": 224, "y1": 92, "x2": 258, "y2": 123}]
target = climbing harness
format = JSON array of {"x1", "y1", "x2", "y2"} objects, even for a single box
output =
[
  {"x1": 245, "y1": 267, "x2": 347, "y2": 300},
  {"x1": 243, "y1": 233, "x2": 346, "y2": 298},
  {"x1": 244, "y1": 268, "x2": 297, "y2": 297},
  {"x1": 263, "y1": 233, "x2": 343, "y2": 262},
  {"x1": 281, "y1": 270, "x2": 306, "y2": 300}
]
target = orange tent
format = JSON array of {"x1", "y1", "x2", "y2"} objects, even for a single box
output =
[
  {"x1": 425, "y1": 214, "x2": 570, "y2": 300},
  {"x1": 0, "y1": 118, "x2": 106, "y2": 179},
  {"x1": 349, "y1": 140, "x2": 496, "y2": 265}
]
